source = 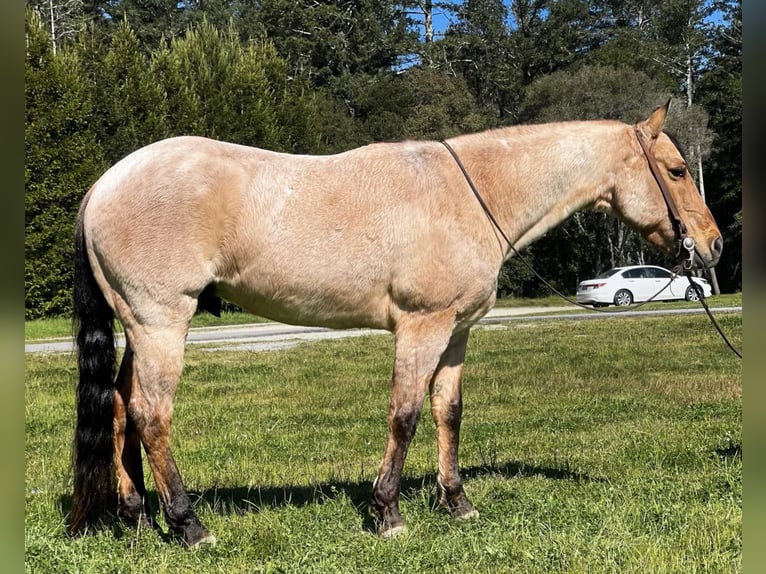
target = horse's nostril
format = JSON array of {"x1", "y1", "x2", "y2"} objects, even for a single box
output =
[{"x1": 712, "y1": 236, "x2": 723, "y2": 258}]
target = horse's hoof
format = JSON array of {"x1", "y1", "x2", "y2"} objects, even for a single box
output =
[
  {"x1": 188, "y1": 532, "x2": 217, "y2": 548},
  {"x1": 379, "y1": 523, "x2": 406, "y2": 539},
  {"x1": 443, "y1": 495, "x2": 480, "y2": 521},
  {"x1": 454, "y1": 507, "x2": 479, "y2": 521},
  {"x1": 183, "y1": 524, "x2": 217, "y2": 548}
]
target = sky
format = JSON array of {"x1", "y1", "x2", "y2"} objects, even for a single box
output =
[{"x1": 409, "y1": 0, "x2": 728, "y2": 42}]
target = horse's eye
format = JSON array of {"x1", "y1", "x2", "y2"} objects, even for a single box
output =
[{"x1": 669, "y1": 167, "x2": 686, "y2": 179}]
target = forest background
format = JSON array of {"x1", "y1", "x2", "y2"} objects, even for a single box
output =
[{"x1": 24, "y1": 0, "x2": 742, "y2": 319}]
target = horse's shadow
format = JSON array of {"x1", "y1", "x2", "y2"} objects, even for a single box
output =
[
  {"x1": 188, "y1": 459, "x2": 602, "y2": 531},
  {"x1": 58, "y1": 459, "x2": 603, "y2": 536}
]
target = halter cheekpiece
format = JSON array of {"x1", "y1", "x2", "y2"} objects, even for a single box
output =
[{"x1": 633, "y1": 126, "x2": 696, "y2": 271}]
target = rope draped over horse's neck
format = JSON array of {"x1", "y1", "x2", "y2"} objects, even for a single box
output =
[
  {"x1": 441, "y1": 140, "x2": 515, "y2": 258},
  {"x1": 441, "y1": 138, "x2": 668, "y2": 311}
]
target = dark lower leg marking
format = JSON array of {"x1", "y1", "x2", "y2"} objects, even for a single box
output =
[
  {"x1": 142, "y1": 426, "x2": 214, "y2": 547},
  {"x1": 429, "y1": 330, "x2": 478, "y2": 520},
  {"x1": 432, "y1": 398, "x2": 477, "y2": 519},
  {"x1": 437, "y1": 477, "x2": 478, "y2": 519},
  {"x1": 371, "y1": 406, "x2": 423, "y2": 535}
]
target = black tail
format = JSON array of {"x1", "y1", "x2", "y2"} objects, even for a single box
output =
[{"x1": 69, "y1": 215, "x2": 117, "y2": 534}]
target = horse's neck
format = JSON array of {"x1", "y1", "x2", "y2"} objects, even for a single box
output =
[{"x1": 455, "y1": 123, "x2": 621, "y2": 256}]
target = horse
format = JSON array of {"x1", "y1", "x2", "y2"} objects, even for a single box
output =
[{"x1": 69, "y1": 100, "x2": 722, "y2": 546}]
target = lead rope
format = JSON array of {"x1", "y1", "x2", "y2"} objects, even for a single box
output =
[
  {"x1": 441, "y1": 140, "x2": 742, "y2": 358},
  {"x1": 684, "y1": 273, "x2": 742, "y2": 358}
]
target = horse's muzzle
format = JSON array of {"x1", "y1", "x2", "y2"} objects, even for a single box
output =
[{"x1": 677, "y1": 235, "x2": 723, "y2": 272}]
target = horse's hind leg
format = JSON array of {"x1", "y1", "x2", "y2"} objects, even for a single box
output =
[
  {"x1": 428, "y1": 329, "x2": 478, "y2": 520},
  {"x1": 370, "y1": 313, "x2": 456, "y2": 537},
  {"x1": 113, "y1": 344, "x2": 151, "y2": 528},
  {"x1": 125, "y1": 321, "x2": 215, "y2": 547}
]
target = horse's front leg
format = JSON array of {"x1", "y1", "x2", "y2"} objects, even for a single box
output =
[
  {"x1": 429, "y1": 329, "x2": 478, "y2": 520},
  {"x1": 371, "y1": 314, "x2": 455, "y2": 537}
]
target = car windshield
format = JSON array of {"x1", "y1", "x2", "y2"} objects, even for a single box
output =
[{"x1": 595, "y1": 268, "x2": 622, "y2": 279}]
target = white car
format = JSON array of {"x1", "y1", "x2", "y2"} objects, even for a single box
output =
[{"x1": 576, "y1": 265, "x2": 712, "y2": 307}]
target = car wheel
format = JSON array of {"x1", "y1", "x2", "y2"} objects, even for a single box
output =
[
  {"x1": 613, "y1": 289, "x2": 633, "y2": 306},
  {"x1": 685, "y1": 284, "x2": 702, "y2": 302}
]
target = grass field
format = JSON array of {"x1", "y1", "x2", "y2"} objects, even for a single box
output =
[{"x1": 25, "y1": 310, "x2": 742, "y2": 573}]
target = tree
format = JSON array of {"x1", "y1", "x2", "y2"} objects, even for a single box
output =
[
  {"x1": 508, "y1": 0, "x2": 596, "y2": 84},
  {"x1": 100, "y1": 0, "x2": 188, "y2": 47},
  {"x1": 435, "y1": 0, "x2": 602, "y2": 123},
  {"x1": 254, "y1": 0, "x2": 415, "y2": 87},
  {"x1": 92, "y1": 20, "x2": 168, "y2": 162},
  {"x1": 26, "y1": 0, "x2": 84, "y2": 53},
  {"x1": 25, "y1": 9, "x2": 108, "y2": 318},
  {"x1": 442, "y1": 0, "x2": 515, "y2": 120},
  {"x1": 696, "y1": 0, "x2": 741, "y2": 291},
  {"x1": 584, "y1": 0, "x2": 678, "y2": 91},
  {"x1": 149, "y1": 17, "x2": 331, "y2": 153},
  {"x1": 400, "y1": 67, "x2": 489, "y2": 139}
]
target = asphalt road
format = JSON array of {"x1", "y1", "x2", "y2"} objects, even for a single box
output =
[{"x1": 25, "y1": 305, "x2": 741, "y2": 355}]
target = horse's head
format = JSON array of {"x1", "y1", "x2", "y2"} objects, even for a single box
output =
[{"x1": 612, "y1": 100, "x2": 723, "y2": 271}]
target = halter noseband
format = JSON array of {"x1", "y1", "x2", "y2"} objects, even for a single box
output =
[{"x1": 633, "y1": 125, "x2": 696, "y2": 271}]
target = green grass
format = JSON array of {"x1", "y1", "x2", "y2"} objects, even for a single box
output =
[{"x1": 25, "y1": 312, "x2": 741, "y2": 573}]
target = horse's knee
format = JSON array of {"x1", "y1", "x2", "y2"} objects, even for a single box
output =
[{"x1": 390, "y1": 405, "x2": 422, "y2": 444}]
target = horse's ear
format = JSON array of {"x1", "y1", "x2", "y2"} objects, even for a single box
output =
[{"x1": 639, "y1": 98, "x2": 671, "y2": 139}]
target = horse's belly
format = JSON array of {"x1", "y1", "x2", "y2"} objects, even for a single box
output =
[{"x1": 217, "y1": 269, "x2": 392, "y2": 330}]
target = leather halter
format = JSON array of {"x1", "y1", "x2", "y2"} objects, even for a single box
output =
[{"x1": 633, "y1": 126, "x2": 696, "y2": 270}]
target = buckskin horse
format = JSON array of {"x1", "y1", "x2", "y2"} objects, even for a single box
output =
[{"x1": 70, "y1": 101, "x2": 722, "y2": 546}]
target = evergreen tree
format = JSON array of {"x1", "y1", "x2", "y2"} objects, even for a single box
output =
[
  {"x1": 26, "y1": 0, "x2": 85, "y2": 53},
  {"x1": 25, "y1": 10, "x2": 108, "y2": 318},
  {"x1": 400, "y1": 67, "x2": 489, "y2": 139},
  {"x1": 102, "y1": 0, "x2": 187, "y2": 47},
  {"x1": 255, "y1": 0, "x2": 415, "y2": 87},
  {"x1": 152, "y1": 19, "x2": 290, "y2": 150},
  {"x1": 508, "y1": 0, "x2": 595, "y2": 85},
  {"x1": 585, "y1": 0, "x2": 678, "y2": 91},
  {"x1": 697, "y1": 0, "x2": 741, "y2": 291},
  {"x1": 442, "y1": 0, "x2": 515, "y2": 120},
  {"x1": 94, "y1": 20, "x2": 168, "y2": 162}
]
